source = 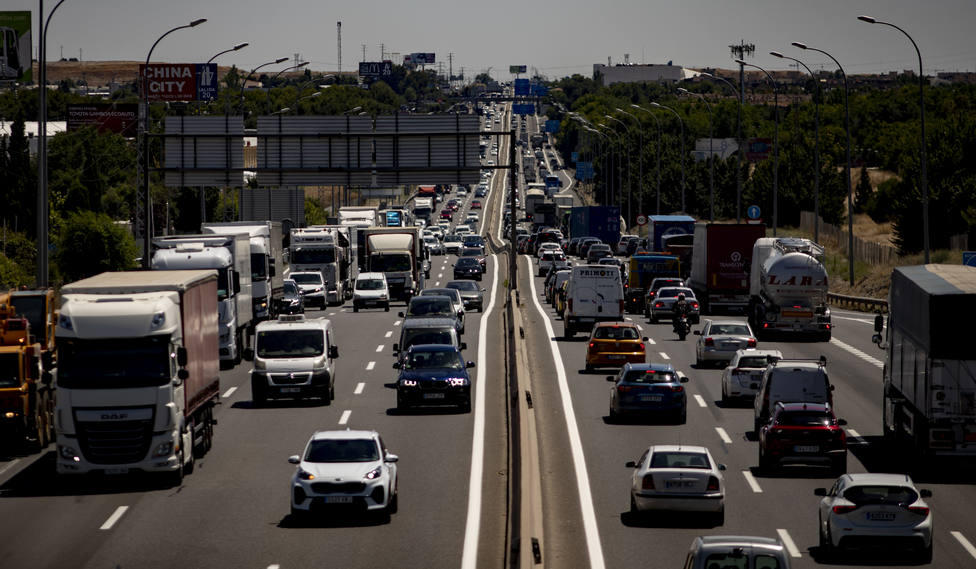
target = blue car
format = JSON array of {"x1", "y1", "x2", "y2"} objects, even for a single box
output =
[
  {"x1": 393, "y1": 344, "x2": 475, "y2": 412},
  {"x1": 607, "y1": 362, "x2": 689, "y2": 423}
]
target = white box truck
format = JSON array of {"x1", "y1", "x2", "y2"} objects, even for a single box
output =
[
  {"x1": 202, "y1": 221, "x2": 285, "y2": 322},
  {"x1": 358, "y1": 227, "x2": 425, "y2": 302},
  {"x1": 55, "y1": 270, "x2": 220, "y2": 486},
  {"x1": 289, "y1": 226, "x2": 353, "y2": 305}
]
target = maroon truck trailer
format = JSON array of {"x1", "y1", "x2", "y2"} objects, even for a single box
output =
[{"x1": 686, "y1": 223, "x2": 767, "y2": 313}]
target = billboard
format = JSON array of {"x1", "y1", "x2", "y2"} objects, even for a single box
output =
[
  {"x1": 0, "y1": 11, "x2": 32, "y2": 82},
  {"x1": 359, "y1": 61, "x2": 393, "y2": 78},
  {"x1": 139, "y1": 63, "x2": 218, "y2": 102},
  {"x1": 67, "y1": 104, "x2": 138, "y2": 136},
  {"x1": 405, "y1": 52, "x2": 435, "y2": 65},
  {"x1": 746, "y1": 137, "x2": 773, "y2": 162},
  {"x1": 509, "y1": 65, "x2": 527, "y2": 74}
]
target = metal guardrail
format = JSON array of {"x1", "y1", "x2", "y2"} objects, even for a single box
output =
[{"x1": 827, "y1": 292, "x2": 888, "y2": 313}]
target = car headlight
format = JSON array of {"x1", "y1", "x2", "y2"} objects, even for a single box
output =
[
  {"x1": 448, "y1": 377, "x2": 469, "y2": 387},
  {"x1": 400, "y1": 379, "x2": 418, "y2": 387},
  {"x1": 312, "y1": 287, "x2": 323, "y2": 293},
  {"x1": 297, "y1": 468, "x2": 315, "y2": 480},
  {"x1": 364, "y1": 466, "x2": 383, "y2": 480}
]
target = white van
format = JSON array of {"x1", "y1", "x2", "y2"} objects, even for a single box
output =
[
  {"x1": 563, "y1": 264, "x2": 624, "y2": 338},
  {"x1": 246, "y1": 314, "x2": 339, "y2": 405},
  {"x1": 753, "y1": 356, "x2": 833, "y2": 432}
]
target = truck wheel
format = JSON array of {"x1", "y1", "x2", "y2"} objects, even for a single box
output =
[
  {"x1": 251, "y1": 378, "x2": 267, "y2": 407},
  {"x1": 563, "y1": 325, "x2": 574, "y2": 339},
  {"x1": 167, "y1": 450, "x2": 185, "y2": 488},
  {"x1": 384, "y1": 303, "x2": 390, "y2": 312},
  {"x1": 234, "y1": 332, "x2": 243, "y2": 366},
  {"x1": 353, "y1": 304, "x2": 359, "y2": 313}
]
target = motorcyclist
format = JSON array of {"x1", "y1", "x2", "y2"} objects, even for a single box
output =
[{"x1": 672, "y1": 293, "x2": 691, "y2": 332}]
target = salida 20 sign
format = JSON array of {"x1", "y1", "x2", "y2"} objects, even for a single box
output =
[{"x1": 139, "y1": 63, "x2": 218, "y2": 102}]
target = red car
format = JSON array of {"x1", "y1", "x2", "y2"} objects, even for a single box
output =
[
  {"x1": 440, "y1": 209, "x2": 453, "y2": 220},
  {"x1": 447, "y1": 199, "x2": 460, "y2": 211},
  {"x1": 471, "y1": 200, "x2": 483, "y2": 209},
  {"x1": 758, "y1": 402, "x2": 847, "y2": 474}
]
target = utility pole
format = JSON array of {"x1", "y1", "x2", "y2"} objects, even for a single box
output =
[
  {"x1": 729, "y1": 40, "x2": 755, "y2": 107},
  {"x1": 336, "y1": 21, "x2": 342, "y2": 75},
  {"x1": 449, "y1": 52, "x2": 454, "y2": 85},
  {"x1": 362, "y1": 44, "x2": 366, "y2": 62},
  {"x1": 380, "y1": 43, "x2": 385, "y2": 61},
  {"x1": 729, "y1": 39, "x2": 755, "y2": 222}
]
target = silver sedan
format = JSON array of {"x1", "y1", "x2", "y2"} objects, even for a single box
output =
[
  {"x1": 626, "y1": 444, "x2": 726, "y2": 525},
  {"x1": 694, "y1": 320, "x2": 757, "y2": 368}
]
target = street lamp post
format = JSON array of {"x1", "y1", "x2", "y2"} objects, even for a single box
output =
[
  {"x1": 207, "y1": 42, "x2": 249, "y2": 64},
  {"x1": 858, "y1": 15, "x2": 929, "y2": 263},
  {"x1": 140, "y1": 19, "x2": 207, "y2": 268},
  {"x1": 736, "y1": 59, "x2": 780, "y2": 235},
  {"x1": 651, "y1": 102, "x2": 686, "y2": 213},
  {"x1": 238, "y1": 57, "x2": 289, "y2": 116},
  {"x1": 632, "y1": 104, "x2": 663, "y2": 215},
  {"x1": 794, "y1": 42, "x2": 855, "y2": 285},
  {"x1": 583, "y1": 125, "x2": 611, "y2": 204},
  {"x1": 678, "y1": 87, "x2": 715, "y2": 221},
  {"x1": 597, "y1": 124, "x2": 623, "y2": 208},
  {"x1": 700, "y1": 72, "x2": 744, "y2": 222},
  {"x1": 616, "y1": 107, "x2": 644, "y2": 226},
  {"x1": 771, "y1": 51, "x2": 822, "y2": 243},
  {"x1": 37, "y1": 0, "x2": 69, "y2": 286},
  {"x1": 605, "y1": 115, "x2": 631, "y2": 224},
  {"x1": 265, "y1": 61, "x2": 310, "y2": 114}
]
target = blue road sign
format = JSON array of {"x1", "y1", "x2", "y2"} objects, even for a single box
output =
[
  {"x1": 963, "y1": 252, "x2": 976, "y2": 266},
  {"x1": 531, "y1": 84, "x2": 549, "y2": 97},
  {"x1": 545, "y1": 120, "x2": 560, "y2": 133},
  {"x1": 571, "y1": 152, "x2": 579, "y2": 162},
  {"x1": 747, "y1": 205, "x2": 761, "y2": 220},
  {"x1": 514, "y1": 78, "x2": 530, "y2": 96},
  {"x1": 512, "y1": 103, "x2": 535, "y2": 115}
]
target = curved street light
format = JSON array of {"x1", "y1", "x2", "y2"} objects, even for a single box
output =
[
  {"x1": 238, "y1": 57, "x2": 289, "y2": 116},
  {"x1": 605, "y1": 114, "x2": 632, "y2": 223},
  {"x1": 771, "y1": 50, "x2": 822, "y2": 243},
  {"x1": 597, "y1": 123, "x2": 623, "y2": 207},
  {"x1": 651, "y1": 102, "x2": 686, "y2": 213},
  {"x1": 207, "y1": 42, "x2": 249, "y2": 64},
  {"x1": 584, "y1": 125, "x2": 612, "y2": 205},
  {"x1": 858, "y1": 15, "x2": 929, "y2": 263},
  {"x1": 140, "y1": 18, "x2": 208, "y2": 268},
  {"x1": 266, "y1": 62, "x2": 310, "y2": 114},
  {"x1": 632, "y1": 104, "x2": 663, "y2": 215},
  {"x1": 678, "y1": 87, "x2": 715, "y2": 221},
  {"x1": 616, "y1": 107, "x2": 645, "y2": 226},
  {"x1": 793, "y1": 41, "x2": 854, "y2": 285},
  {"x1": 700, "y1": 72, "x2": 744, "y2": 222},
  {"x1": 736, "y1": 59, "x2": 780, "y2": 235}
]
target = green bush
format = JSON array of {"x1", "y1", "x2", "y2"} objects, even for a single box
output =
[{"x1": 54, "y1": 211, "x2": 138, "y2": 283}]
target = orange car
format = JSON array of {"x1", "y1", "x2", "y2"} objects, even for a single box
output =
[{"x1": 585, "y1": 322, "x2": 647, "y2": 371}]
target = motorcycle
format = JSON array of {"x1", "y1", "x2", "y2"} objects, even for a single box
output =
[{"x1": 673, "y1": 314, "x2": 691, "y2": 341}]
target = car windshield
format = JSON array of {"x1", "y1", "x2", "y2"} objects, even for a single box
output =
[
  {"x1": 593, "y1": 326, "x2": 639, "y2": 340},
  {"x1": 456, "y1": 258, "x2": 480, "y2": 268},
  {"x1": 402, "y1": 329, "x2": 454, "y2": 350},
  {"x1": 710, "y1": 324, "x2": 751, "y2": 335},
  {"x1": 357, "y1": 279, "x2": 386, "y2": 291},
  {"x1": 650, "y1": 451, "x2": 711, "y2": 469},
  {"x1": 777, "y1": 411, "x2": 834, "y2": 426},
  {"x1": 739, "y1": 355, "x2": 776, "y2": 368},
  {"x1": 421, "y1": 290, "x2": 458, "y2": 303},
  {"x1": 463, "y1": 236, "x2": 484, "y2": 246},
  {"x1": 624, "y1": 369, "x2": 676, "y2": 384},
  {"x1": 257, "y1": 329, "x2": 324, "y2": 358},
  {"x1": 407, "y1": 297, "x2": 453, "y2": 316},
  {"x1": 461, "y1": 249, "x2": 482, "y2": 257},
  {"x1": 291, "y1": 273, "x2": 322, "y2": 285},
  {"x1": 305, "y1": 438, "x2": 379, "y2": 463},
  {"x1": 283, "y1": 281, "x2": 299, "y2": 295},
  {"x1": 843, "y1": 485, "x2": 919, "y2": 507},
  {"x1": 371, "y1": 254, "x2": 412, "y2": 272},
  {"x1": 445, "y1": 235, "x2": 462, "y2": 243},
  {"x1": 405, "y1": 349, "x2": 463, "y2": 370},
  {"x1": 447, "y1": 281, "x2": 479, "y2": 292}
]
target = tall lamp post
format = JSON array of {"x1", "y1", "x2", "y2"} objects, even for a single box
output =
[
  {"x1": 140, "y1": 19, "x2": 207, "y2": 268},
  {"x1": 265, "y1": 61, "x2": 310, "y2": 114},
  {"x1": 650, "y1": 102, "x2": 686, "y2": 213},
  {"x1": 615, "y1": 107, "x2": 644, "y2": 226},
  {"x1": 582, "y1": 124, "x2": 611, "y2": 204},
  {"x1": 678, "y1": 87, "x2": 715, "y2": 221},
  {"x1": 858, "y1": 15, "x2": 929, "y2": 263},
  {"x1": 771, "y1": 50, "x2": 822, "y2": 243},
  {"x1": 632, "y1": 104, "x2": 663, "y2": 215},
  {"x1": 238, "y1": 57, "x2": 289, "y2": 115},
  {"x1": 207, "y1": 42, "x2": 248, "y2": 64},
  {"x1": 37, "y1": 0, "x2": 69, "y2": 286},
  {"x1": 736, "y1": 59, "x2": 780, "y2": 235},
  {"x1": 793, "y1": 42, "x2": 855, "y2": 285},
  {"x1": 605, "y1": 115, "x2": 631, "y2": 224},
  {"x1": 700, "y1": 72, "x2": 743, "y2": 222},
  {"x1": 597, "y1": 123, "x2": 622, "y2": 207}
]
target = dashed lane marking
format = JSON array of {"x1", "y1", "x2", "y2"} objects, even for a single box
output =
[
  {"x1": 0, "y1": 458, "x2": 21, "y2": 477},
  {"x1": 99, "y1": 506, "x2": 129, "y2": 530},
  {"x1": 366, "y1": 361, "x2": 376, "y2": 371},
  {"x1": 658, "y1": 352, "x2": 670, "y2": 360},
  {"x1": 385, "y1": 331, "x2": 393, "y2": 338},
  {"x1": 647, "y1": 338, "x2": 656, "y2": 345},
  {"x1": 776, "y1": 529, "x2": 802, "y2": 558},
  {"x1": 952, "y1": 531, "x2": 976, "y2": 560},
  {"x1": 394, "y1": 320, "x2": 402, "y2": 326},
  {"x1": 354, "y1": 382, "x2": 365, "y2": 395},
  {"x1": 222, "y1": 387, "x2": 237, "y2": 399},
  {"x1": 694, "y1": 394, "x2": 707, "y2": 408},
  {"x1": 846, "y1": 428, "x2": 868, "y2": 445},
  {"x1": 829, "y1": 337, "x2": 884, "y2": 369},
  {"x1": 338, "y1": 410, "x2": 351, "y2": 425},
  {"x1": 742, "y1": 470, "x2": 763, "y2": 493},
  {"x1": 376, "y1": 345, "x2": 384, "y2": 353},
  {"x1": 715, "y1": 427, "x2": 733, "y2": 444}
]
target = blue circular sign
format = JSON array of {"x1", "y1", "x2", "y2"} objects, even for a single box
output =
[{"x1": 747, "y1": 205, "x2": 761, "y2": 220}]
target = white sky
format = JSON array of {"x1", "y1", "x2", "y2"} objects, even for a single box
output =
[{"x1": 11, "y1": 0, "x2": 976, "y2": 80}]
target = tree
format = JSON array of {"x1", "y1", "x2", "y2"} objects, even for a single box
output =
[
  {"x1": 305, "y1": 196, "x2": 329, "y2": 225},
  {"x1": 854, "y1": 165, "x2": 871, "y2": 213},
  {"x1": 54, "y1": 211, "x2": 138, "y2": 282}
]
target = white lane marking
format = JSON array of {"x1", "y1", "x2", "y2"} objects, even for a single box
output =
[
  {"x1": 694, "y1": 394, "x2": 707, "y2": 408},
  {"x1": 268, "y1": 565, "x2": 281, "y2": 569},
  {"x1": 523, "y1": 255, "x2": 606, "y2": 569},
  {"x1": 846, "y1": 428, "x2": 867, "y2": 445},
  {"x1": 636, "y1": 325, "x2": 643, "y2": 331},
  {"x1": 438, "y1": 273, "x2": 443, "y2": 278},
  {"x1": 715, "y1": 427, "x2": 733, "y2": 444},
  {"x1": 394, "y1": 320, "x2": 402, "y2": 326},
  {"x1": 99, "y1": 506, "x2": 129, "y2": 530},
  {"x1": 384, "y1": 331, "x2": 393, "y2": 338},
  {"x1": 0, "y1": 458, "x2": 21, "y2": 477},
  {"x1": 328, "y1": 312, "x2": 337, "y2": 316},
  {"x1": 776, "y1": 529, "x2": 802, "y2": 558},
  {"x1": 366, "y1": 361, "x2": 376, "y2": 371},
  {"x1": 742, "y1": 470, "x2": 763, "y2": 493},
  {"x1": 354, "y1": 382, "x2": 365, "y2": 395},
  {"x1": 647, "y1": 338, "x2": 656, "y2": 345},
  {"x1": 435, "y1": 282, "x2": 441, "y2": 287},
  {"x1": 375, "y1": 345, "x2": 384, "y2": 353},
  {"x1": 624, "y1": 317, "x2": 632, "y2": 321},
  {"x1": 952, "y1": 531, "x2": 976, "y2": 560},
  {"x1": 338, "y1": 410, "x2": 351, "y2": 425},
  {"x1": 222, "y1": 386, "x2": 238, "y2": 399},
  {"x1": 832, "y1": 315, "x2": 875, "y2": 324},
  {"x1": 461, "y1": 248, "x2": 501, "y2": 569},
  {"x1": 658, "y1": 352, "x2": 670, "y2": 360},
  {"x1": 829, "y1": 337, "x2": 884, "y2": 369}
]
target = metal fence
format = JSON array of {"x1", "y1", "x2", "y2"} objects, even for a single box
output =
[{"x1": 799, "y1": 212, "x2": 898, "y2": 265}]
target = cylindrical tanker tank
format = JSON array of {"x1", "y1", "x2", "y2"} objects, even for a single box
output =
[
  {"x1": 759, "y1": 249, "x2": 829, "y2": 305},
  {"x1": 748, "y1": 237, "x2": 832, "y2": 340}
]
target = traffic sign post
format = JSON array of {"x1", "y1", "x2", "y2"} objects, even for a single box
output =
[
  {"x1": 747, "y1": 205, "x2": 761, "y2": 220},
  {"x1": 636, "y1": 215, "x2": 648, "y2": 226},
  {"x1": 963, "y1": 252, "x2": 976, "y2": 266}
]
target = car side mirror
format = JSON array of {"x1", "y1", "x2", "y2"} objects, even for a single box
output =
[
  {"x1": 329, "y1": 345, "x2": 339, "y2": 359},
  {"x1": 625, "y1": 461, "x2": 637, "y2": 468},
  {"x1": 829, "y1": 384, "x2": 835, "y2": 391},
  {"x1": 717, "y1": 463, "x2": 727, "y2": 471},
  {"x1": 679, "y1": 375, "x2": 689, "y2": 383},
  {"x1": 243, "y1": 348, "x2": 254, "y2": 362},
  {"x1": 605, "y1": 375, "x2": 616, "y2": 382},
  {"x1": 385, "y1": 453, "x2": 399, "y2": 463},
  {"x1": 288, "y1": 455, "x2": 300, "y2": 464},
  {"x1": 393, "y1": 343, "x2": 400, "y2": 353},
  {"x1": 693, "y1": 330, "x2": 701, "y2": 335},
  {"x1": 392, "y1": 362, "x2": 401, "y2": 369},
  {"x1": 920, "y1": 489, "x2": 932, "y2": 498},
  {"x1": 460, "y1": 342, "x2": 468, "y2": 350},
  {"x1": 398, "y1": 312, "x2": 405, "y2": 317},
  {"x1": 466, "y1": 361, "x2": 476, "y2": 368},
  {"x1": 874, "y1": 313, "x2": 884, "y2": 333},
  {"x1": 177, "y1": 346, "x2": 188, "y2": 367},
  {"x1": 814, "y1": 488, "x2": 827, "y2": 496}
]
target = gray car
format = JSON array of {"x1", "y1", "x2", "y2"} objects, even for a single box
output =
[
  {"x1": 586, "y1": 243, "x2": 613, "y2": 263},
  {"x1": 419, "y1": 288, "x2": 465, "y2": 333},
  {"x1": 649, "y1": 286, "x2": 700, "y2": 324},
  {"x1": 694, "y1": 319, "x2": 757, "y2": 368},
  {"x1": 446, "y1": 280, "x2": 485, "y2": 312}
]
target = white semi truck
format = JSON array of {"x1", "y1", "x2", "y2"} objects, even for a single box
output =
[
  {"x1": 55, "y1": 270, "x2": 220, "y2": 486},
  {"x1": 202, "y1": 221, "x2": 285, "y2": 322},
  {"x1": 152, "y1": 234, "x2": 253, "y2": 368},
  {"x1": 748, "y1": 237, "x2": 831, "y2": 341},
  {"x1": 289, "y1": 226, "x2": 353, "y2": 305}
]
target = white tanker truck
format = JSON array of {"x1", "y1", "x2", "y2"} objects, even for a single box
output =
[{"x1": 748, "y1": 237, "x2": 832, "y2": 341}]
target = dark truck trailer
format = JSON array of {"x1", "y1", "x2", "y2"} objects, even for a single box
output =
[
  {"x1": 875, "y1": 264, "x2": 976, "y2": 460},
  {"x1": 687, "y1": 223, "x2": 766, "y2": 313},
  {"x1": 569, "y1": 206, "x2": 621, "y2": 246},
  {"x1": 647, "y1": 215, "x2": 696, "y2": 253}
]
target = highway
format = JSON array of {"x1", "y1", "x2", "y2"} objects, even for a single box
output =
[{"x1": 2, "y1": 101, "x2": 974, "y2": 569}]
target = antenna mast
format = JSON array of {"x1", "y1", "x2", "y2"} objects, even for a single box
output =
[
  {"x1": 337, "y1": 21, "x2": 342, "y2": 75},
  {"x1": 729, "y1": 39, "x2": 755, "y2": 104}
]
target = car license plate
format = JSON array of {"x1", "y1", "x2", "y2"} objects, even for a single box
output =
[
  {"x1": 106, "y1": 467, "x2": 129, "y2": 475},
  {"x1": 324, "y1": 496, "x2": 354, "y2": 504},
  {"x1": 665, "y1": 480, "x2": 694, "y2": 489},
  {"x1": 794, "y1": 445, "x2": 819, "y2": 453},
  {"x1": 640, "y1": 395, "x2": 663, "y2": 402},
  {"x1": 608, "y1": 354, "x2": 626, "y2": 360},
  {"x1": 578, "y1": 317, "x2": 594, "y2": 322},
  {"x1": 722, "y1": 342, "x2": 738, "y2": 348},
  {"x1": 281, "y1": 387, "x2": 301, "y2": 393},
  {"x1": 867, "y1": 512, "x2": 896, "y2": 521},
  {"x1": 423, "y1": 393, "x2": 446, "y2": 399}
]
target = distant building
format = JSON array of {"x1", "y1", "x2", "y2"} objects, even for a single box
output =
[
  {"x1": 0, "y1": 121, "x2": 67, "y2": 154},
  {"x1": 593, "y1": 62, "x2": 696, "y2": 86}
]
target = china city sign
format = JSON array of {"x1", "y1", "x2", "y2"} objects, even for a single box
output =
[{"x1": 139, "y1": 63, "x2": 219, "y2": 102}]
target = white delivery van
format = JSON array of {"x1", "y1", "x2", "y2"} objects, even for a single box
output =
[
  {"x1": 245, "y1": 314, "x2": 339, "y2": 405},
  {"x1": 563, "y1": 264, "x2": 624, "y2": 338}
]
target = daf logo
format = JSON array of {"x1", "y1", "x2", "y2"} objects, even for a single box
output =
[
  {"x1": 101, "y1": 413, "x2": 129, "y2": 421},
  {"x1": 730, "y1": 251, "x2": 742, "y2": 263},
  {"x1": 289, "y1": 373, "x2": 296, "y2": 380}
]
